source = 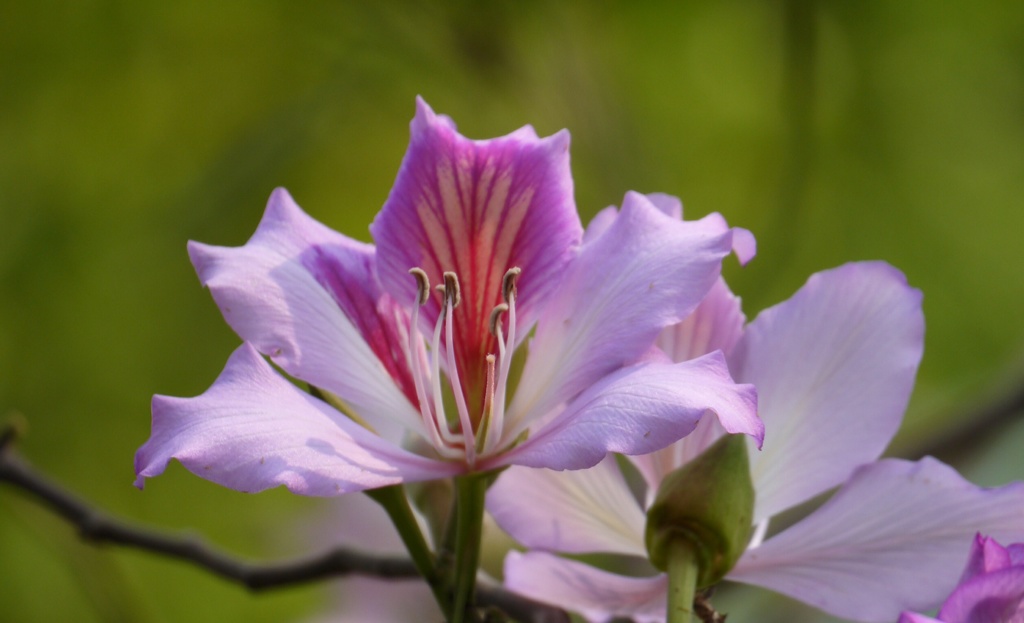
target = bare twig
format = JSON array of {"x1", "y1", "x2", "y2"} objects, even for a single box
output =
[
  {"x1": 695, "y1": 589, "x2": 726, "y2": 623},
  {"x1": 0, "y1": 424, "x2": 568, "y2": 622},
  {"x1": 0, "y1": 440, "x2": 417, "y2": 588}
]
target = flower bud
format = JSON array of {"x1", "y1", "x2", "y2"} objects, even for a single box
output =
[{"x1": 644, "y1": 433, "x2": 754, "y2": 588}]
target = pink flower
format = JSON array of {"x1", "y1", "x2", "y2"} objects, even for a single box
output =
[
  {"x1": 900, "y1": 534, "x2": 1024, "y2": 623},
  {"x1": 134, "y1": 101, "x2": 761, "y2": 495},
  {"x1": 487, "y1": 197, "x2": 1024, "y2": 622}
]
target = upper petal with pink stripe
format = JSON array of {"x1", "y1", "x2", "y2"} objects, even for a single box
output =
[{"x1": 135, "y1": 98, "x2": 760, "y2": 495}]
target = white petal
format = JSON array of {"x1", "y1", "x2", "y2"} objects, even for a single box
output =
[
  {"x1": 487, "y1": 456, "x2": 647, "y2": 556},
  {"x1": 731, "y1": 262, "x2": 925, "y2": 521},
  {"x1": 505, "y1": 551, "x2": 667, "y2": 623}
]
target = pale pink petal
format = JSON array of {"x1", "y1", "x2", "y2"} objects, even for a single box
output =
[
  {"x1": 504, "y1": 551, "x2": 667, "y2": 623},
  {"x1": 371, "y1": 98, "x2": 581, "y2": 412},
  {"x1": 491, "y1": 352, "x2": 761, "y2": 471},
  {"x1": 583, "y1": 206, "x2": 619, "y2": 243},
  {"x1": 305, "y1": 495, "x2": 441, "y2": 623},
  {"x1": 898, "y1": 614, "x2": 942, "y2": 623},
  {"x1": 188, "y1": 188, "x2": 422, "y2": 442},
  {"x1": 626, "y1": 415, "x2": 729, "y2": 505},
  {"x1": 645, "y1": 192, "x2": 683, "y2": 219},
  {"x1": 308, "y1": 579, "x2": 439, "y2": 623},
  {"x1": 731, "y1": 262, "x2": 925, "y2": 521},
  {"x1": 584, "y1": 193, "x2": 682, "y2": 244},
  {"x1": 508, "y1": 192, "x2": 734, "y2": 432},
  {"x1": 730, "y1": 226, "x2": 756, "y2": 265},
  {"x1": 135, "y1": 344, "x2": 461, "y2": 495},
  {"x1": 729, "y1": 458, "x2": 1024, "y2": 622},
  {"x1": 487, "y1": 457, "x2": 646, "y2": 556},
  {"x1": 657, "y1": 277, "x2": 746, "y2": 362},
  {"x1": 630, "y1": 280, "x2": 746, "y2": 495}
]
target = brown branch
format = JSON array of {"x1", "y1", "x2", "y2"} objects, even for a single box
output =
[
  {"x1": 0, "y1": 438, "x2": 417, "y2": 588},
  {"x1": 0, "y1": 424, "x2": 568, "y2": 622}
]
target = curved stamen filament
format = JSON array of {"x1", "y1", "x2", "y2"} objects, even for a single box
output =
[
  {"x1": 482, "y1": 267, "x2": 520, "y2": 454},
  {"x1": 406, "y1": 269, "x2": 443, "y2": 448},
  {"x1": 406, "y1": 267, "x2": 523, "y2": 465},
  {"x1": 429, "y1": 292, "x2": 461, "y2": 451},
  {"x1": 407, "y1": 269, "x2": 463, "y2": 459},
  {"x1": 443, "y1": 272, "x2": 476, "y2": 466}
]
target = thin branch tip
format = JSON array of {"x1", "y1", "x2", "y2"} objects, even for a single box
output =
[{"x1": 0, "y1": 428, "x2": 569, "y2": 621}]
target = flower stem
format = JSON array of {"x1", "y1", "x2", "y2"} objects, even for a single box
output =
[
  {"x1": 451, "y1": 473, "x2": 488, "y2": 623},
  {"x1": 665, "y1": 538, "x2": 699, "y2": 623},
  {"x1": 366, "y1": 485, "x2": 451, "y2": 619}
]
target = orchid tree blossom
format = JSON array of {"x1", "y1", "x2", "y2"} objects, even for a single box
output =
[
  {"x1": 900, "y1": 534, "x2": 1024, "y2": 623},
  {"x1": 488, "y1": 202, "x2": 1024, "y2": 622},
  {"x1": 134, "y1": 99, "x2": 761, "y2": 498}
]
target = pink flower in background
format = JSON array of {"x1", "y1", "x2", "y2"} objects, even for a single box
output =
[
  {"x1": 900, "y1": 535, "x2": 1024, "y2": 623},
  {"x1": 303, "y1": 494, "x2": 441, "y2": 623},
  {"x1": 488, "y1": 198, "x2": 1024, "y2": 622},
  {"x1": 134, "y1": 100, "x2": 761, "y2": 496}
]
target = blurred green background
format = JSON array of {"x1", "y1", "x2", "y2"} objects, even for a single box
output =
[{"x1": 1, "y1": 1, "x2": 1022, "y2": 622}]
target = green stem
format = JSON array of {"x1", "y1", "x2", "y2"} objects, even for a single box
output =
[
  {"x1": 665, "y1": 539, "x2": 699, "y2": 623},
  {"x1": 451, "y1": 474, "x2": 488, "y2": 623},
  {"x1": 366, "y1": 485, "x2": 451, "y2": 619}
]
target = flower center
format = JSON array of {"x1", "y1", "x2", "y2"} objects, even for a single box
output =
[{"x1": 407, "y1": 266, "x2": 521, "y2": 466}]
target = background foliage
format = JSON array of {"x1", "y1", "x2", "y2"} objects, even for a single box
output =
[{"x1": 1, "y1": 2, "x2": 1022, "y2": 621}]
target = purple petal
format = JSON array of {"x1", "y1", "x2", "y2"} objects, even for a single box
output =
[
  {"x1": 730, "y1": 262, "x2": 925, "y2": 522},
  {"x1": 730, "y1": 226, "x2": 756, "y2": 265},
  {"x1": 657, "y1": 277, "x2": 746, "y2": 362},
  {"x1": 371, "y1": 98, "x2": 581, "y2": 414},
  {"x1": 189, "y1": 188, "x2": 422, "y2": 442},
  {"x1": 626, "y1": 415, "x2": 730, "y2": 505},
  {"x1": 584, "y1": 193, "x2": 683, "y2": 244},
  {"x1": 508, "y1": 192, "x2": 735, "y2": 431},
  {"x1": 628, "y1": 280, "x2": 747, "y2": 494},
  {"x1": 487, "y1": 457, "x2": 646, "y2": 556},
  {"x1": 504, "y1": 551, "x2": 667, "y2": 623},
  {"x1": 490, "y1": 352, "x2": 761, "y2": 471},
  {"x1": 583, "y1": 206, "x2": 619, "y2": 243},
  {"x1": 960, "y1": 534, "x2": 1013, "y2": 583},
  {"x1": 938, "y1": 567, "x2": 1024, "y2": 623},
  {"x1": 1009, "y1": 545, "x2": 1024, "y2": 565},
  {"x1": 135, "y1": 344, "x2": 461, "y2": 495},
  {"x1": 729, "y1": 458, "x2": 1024, "y2": 622},
  {"x1": 645, "y1": 192, "x2": 683, "y2": 219}
]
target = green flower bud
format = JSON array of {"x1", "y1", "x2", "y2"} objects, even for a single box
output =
[{"x1": 644, "y1": 433, "x2": 755, "y2": 588}]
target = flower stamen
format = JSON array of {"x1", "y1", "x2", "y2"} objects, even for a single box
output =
[
  {"x1": 407, "y1": 269, "x2": 442, "y2": 446},
  {"x1": 482, "y1": 267, "x2": 521, "y2": 454},
  {"x1": 442, "y1": 271, "x2": 475, "y2": 466},
  {"x1": 421, "y1": 276, "x2": 462, "y2": 457},
  {"x1": 476, "y1": 354, "x2": 497, "y2": 453}
]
